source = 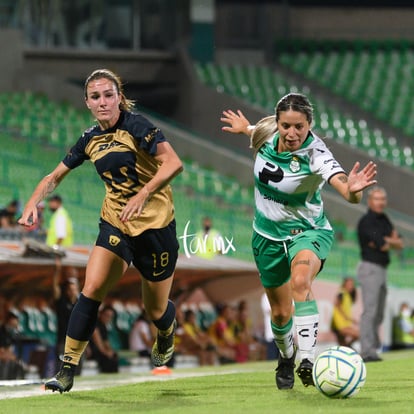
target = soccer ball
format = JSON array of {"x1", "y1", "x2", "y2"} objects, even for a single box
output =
[{"x1": 312, "y1": 346, "x2": 366, "y2": 398}]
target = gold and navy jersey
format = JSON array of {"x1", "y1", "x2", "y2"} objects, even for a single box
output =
[{"x1": 62, "y1": 111, "x2": 175, "y2": 237}]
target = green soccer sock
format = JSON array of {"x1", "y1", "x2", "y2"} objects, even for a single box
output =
[{"x1": 271, "y1": 318, "x2": 295, "y2": 359}]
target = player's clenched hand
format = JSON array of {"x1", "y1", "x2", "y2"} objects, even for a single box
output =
[{"x1": 18, "y1": 204, "x2": 38, "y2": 227}]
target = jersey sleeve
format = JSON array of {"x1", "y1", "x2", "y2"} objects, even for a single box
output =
[
  {"x1": 129, "y1": 114, "x2": 166, "y2": 155},
  {"x1": 62, "y1": 133, "x2": 91, "y2": 169},
  {"x1": 310, "y1": 140, "x2": 345, "y2": 182}
]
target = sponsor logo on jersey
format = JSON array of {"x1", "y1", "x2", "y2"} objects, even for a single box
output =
[
  {"x1": 144, "y1": 128, "x2": 160, "y2": 143},
  {"x1": 98, "y1": 140, "x2": 121, "y2": 152}
]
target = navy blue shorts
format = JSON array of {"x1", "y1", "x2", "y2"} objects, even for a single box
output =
[{"x1": 96, "y1": 219, "x2": 179, "y2": 282}]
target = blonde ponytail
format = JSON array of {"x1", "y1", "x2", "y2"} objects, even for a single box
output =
[{"x1": 250, "y1": 115, "x2": 277, "y2": 158}]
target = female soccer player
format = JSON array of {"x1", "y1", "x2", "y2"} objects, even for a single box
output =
[
  {"x1": 220, "y1": 93, "x2": 377, "y2": 389},
  {"x1": 19, "y1": 68, "x2": 183, "y2": 393}
]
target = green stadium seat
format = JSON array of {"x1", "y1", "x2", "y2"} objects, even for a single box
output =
[
  {"x1": 277, "y1": 41, "x2": 414, "y2": 155},
  {"x1": 196, "y1": 50, "x2": 414, "y2": 170}
]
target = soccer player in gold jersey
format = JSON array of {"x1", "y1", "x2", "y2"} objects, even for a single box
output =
[{"x1": 19, "y1": 69, "x2": 183, "y2": 392}]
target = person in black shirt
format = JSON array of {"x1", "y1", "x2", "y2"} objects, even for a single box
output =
[{"x1": 357, "y1": 186, "x2": 403, "y2": 362}]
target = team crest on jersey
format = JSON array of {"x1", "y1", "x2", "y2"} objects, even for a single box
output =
[{"x1": 289, "y1": 156, "x2": 301, "y2": 173}]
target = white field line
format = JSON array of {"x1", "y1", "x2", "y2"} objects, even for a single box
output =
[{"x1": 0, "y1": 368, "x2": 257, "y2": 400}]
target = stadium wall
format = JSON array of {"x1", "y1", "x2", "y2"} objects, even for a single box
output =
[
  {"x1": 286, "y1": 7, "x2": 414, "y2": 40},
  {"x1": 215, "y1": 3, "x2": 414, "y2": 56}
]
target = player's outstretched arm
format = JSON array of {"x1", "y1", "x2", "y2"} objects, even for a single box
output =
[
  {"x1": 18, "y1": 162, "x2": 71, "y2": 228},
  {"x1": 330, "y1": 161, "x2": 377, "y2": 204},
  {"x1": 221, "y1": 109, "x2": 253, "y2": 137}
]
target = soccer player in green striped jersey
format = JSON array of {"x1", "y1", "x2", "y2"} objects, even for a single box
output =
[{"x1": 221, "y1": 93, "x2": 377, "y2": 389}]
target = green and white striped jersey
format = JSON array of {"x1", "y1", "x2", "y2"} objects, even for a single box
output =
[{"x1": 253, "y1": 131, "x2": 344, "y2": 241}]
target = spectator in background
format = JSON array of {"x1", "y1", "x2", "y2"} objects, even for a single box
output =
[
  {"x1": 331, "y1": 277, "x2": 359, "y2": 348},
  {"x1": 46, "y1": 194, "x2": 73, "y2": 248},
  {"x1": 196, "y1": 216, "x2": 222, "y2": 259},
  {"x1": 392, "y1": 302, "x2": 414, "y2": 349},
  {"x1": 0, "y1": 199, "x2": 19, "y2": 228},
  {"x1": 357, "y1": 186, "x2": 404, "y2": 362},
  {"x1": 129, "y1": 309, "x2": 153, "y2": 359},
  {"x1": 232, "y1": 300, "x2": 264, "y2": 362},
  {"x1": 208, "y1": 303, "x2": 243, "y2": 364},
  {"x1": 0, "y1": 311, "x2": 25, "y2": 379},
  {"x1": 53, "y1": 257, "x2": 81, "y2": 374},
  {"x1": 179, "y1": 309, "x2": 216, "y2": 366},
  {"x1": 196, "y1": 305, "x2": 216, "y2": 333},
  {"x1": 88, "y1": 305, "x2": 119, "y2": 373}
]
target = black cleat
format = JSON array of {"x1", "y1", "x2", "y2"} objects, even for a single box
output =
[
  {"x1": 275, "y1": 347, "x2": 297, "y2": 390},
  {"x1": 151, "y1": 319, "x2": 177, "y2": 367},
  {"x1": 296, "y1": 358, "x2": 315, "y2": 387},
  {"x1": 44, "y1": 363, "x2": 75, "y2": 393}
]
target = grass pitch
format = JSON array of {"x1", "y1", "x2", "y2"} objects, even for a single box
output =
[{"x1": 1, "y1": 350, "x2": 413, "y2": 414}]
